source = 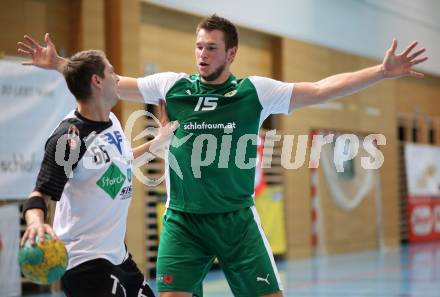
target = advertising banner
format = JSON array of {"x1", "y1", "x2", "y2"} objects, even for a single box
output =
[
  {"x1": 405, "y1": 143, "x2": 440, "y2": 242},
  {"x1": 0, "y1": 60, "x2": 75, "y2": 198}
]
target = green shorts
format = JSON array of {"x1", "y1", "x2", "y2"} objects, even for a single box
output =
[{"x1": 156, "y1": 206, "x2": 282, "y2": 296}]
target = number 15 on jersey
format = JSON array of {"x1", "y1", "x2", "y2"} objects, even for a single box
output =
[{"x1": 194, "y1": 97, "x2": 218, "y2": 111}]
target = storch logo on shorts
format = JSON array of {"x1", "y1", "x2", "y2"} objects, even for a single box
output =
[{"x1": 96, "y1": 162, "x2": 126, "y2": 199}]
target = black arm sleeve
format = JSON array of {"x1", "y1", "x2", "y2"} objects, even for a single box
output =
[
  {"x1": 34, "y1": 134, "x2": 72, "y2": 201},
  {"x1": 34, "y1": 122, "x2": 83, "y2": 201},
  {"x1": 34, "y1": 114, "x2": 111, "y2": 201}
]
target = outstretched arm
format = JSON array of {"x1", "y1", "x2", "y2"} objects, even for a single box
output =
[
  {"x1": 17, "y1": 33, "x2": 144, "y2": 102},
  {"x1": 290, "y1": 39, "x2": 428, "y2": 111},
  {"x1": 117, "y1": 75, "x2": 144, "y2": 103}
]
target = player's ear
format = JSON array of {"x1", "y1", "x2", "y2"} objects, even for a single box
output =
[
  {"x1": 227, "y1": 46, "x2": 237, "y2": 63},
  {"x1": 91, "y1": 74, "x2": 102, "y2": 89}
]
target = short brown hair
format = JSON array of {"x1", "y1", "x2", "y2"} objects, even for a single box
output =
[
  {"x1": 63, "y1": 50, "x2": 106, "y2": 101},
  {"x1": 197, "y1": 14, "x2": 238, "y2": 50}
]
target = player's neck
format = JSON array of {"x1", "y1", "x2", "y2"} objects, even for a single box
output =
[
  {"x1": 201, "y1": 70, "x2": 231, "y2": 85},
  {"x1": 77, "y1": 101, "x2": 111, "y2": 122}
]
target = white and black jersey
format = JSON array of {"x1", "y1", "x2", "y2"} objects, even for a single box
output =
[{"x1": 35, "y1": 110, "x2": 134, "y2": 270}]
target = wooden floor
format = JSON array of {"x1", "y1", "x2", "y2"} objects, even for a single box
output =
[{"x1": 24, "y1": 241, "x2": 440, "y2": 297}]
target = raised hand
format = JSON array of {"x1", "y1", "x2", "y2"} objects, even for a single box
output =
[
  {"x1": 150, "y1": 100, "x2": 179, "y2": 154},
  {"x1": 17, "y1": 33, "x2": 65, "y2": 71},
  {"x1": 382, "y1": 39, "x2": 428, "y2": 78}
]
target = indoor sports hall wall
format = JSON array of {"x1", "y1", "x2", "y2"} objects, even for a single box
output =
[
  {"x1": 397, "y1": 76, "x2": 440, "y2": 118},
  {"x1": 280, "y1": 38, "x2": 400, "y2": 258},
  {"x1": 280, "y1": 38, "x2": 440, "y2": 258},
  {"x1": 0, "y1": 0, "x2": 74, "y2": 56},
  {"x1": 2, "y1": 0, "x2": 440, "y2": 280}
]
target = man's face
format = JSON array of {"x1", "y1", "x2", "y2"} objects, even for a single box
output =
[
  {"x1": 101, "y1": 59, "x2": 120, "y2": 106},
  {"x1": 195, "y1": 29, "x2": 236, "y2": 83}
]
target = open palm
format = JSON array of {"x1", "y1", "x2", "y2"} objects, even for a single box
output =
[
  {"x1": 382, "y1": 39, "x2": 427, "y2": 78},
  {"x1": 17, "y1": 33, "x2": 61, "y2": 70}
]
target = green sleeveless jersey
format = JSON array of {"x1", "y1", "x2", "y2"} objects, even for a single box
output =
[{"x1": 138, "y1": 72, "x2": 293, "y2": 213}]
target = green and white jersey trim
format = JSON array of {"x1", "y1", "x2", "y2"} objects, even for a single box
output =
[
  {"x1": 248, "y1": 76, "x2": 293, "y2": 125},
  {"x1": 136, "y1": 72, "x2": 189, "y2": 105},
  {"x1": 138, "y1": 73, "x2": 293, "y2": 213}
]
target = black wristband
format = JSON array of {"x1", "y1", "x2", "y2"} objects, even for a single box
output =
[{"x1": 22, "y1": 196, "x2": 48, "y2": 220}]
